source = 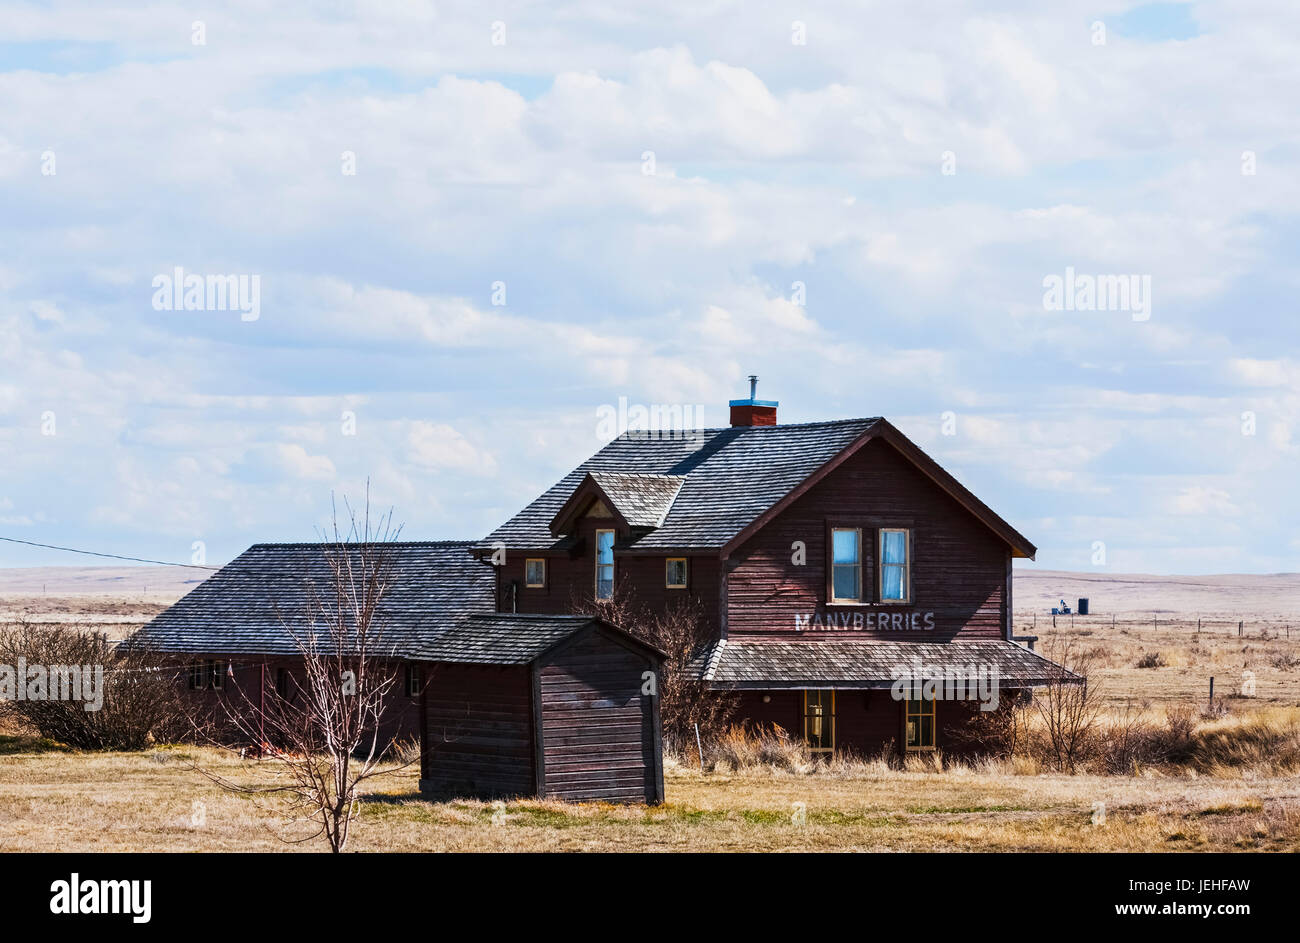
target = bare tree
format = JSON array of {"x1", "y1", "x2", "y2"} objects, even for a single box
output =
[
  {"x1": 1033, "y1": 637, "x2": 1102, "y2": 774},
  {"x1": 198, "y1": 494, "x2": 411, "y2": 852},
  {"x1": 571, "y1": 580, "x2": 733, "y2": 752}
]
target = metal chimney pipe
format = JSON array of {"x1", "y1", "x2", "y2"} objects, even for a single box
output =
[{"x1": 748, "y1": 375, "x2": 758, "y2": 399}]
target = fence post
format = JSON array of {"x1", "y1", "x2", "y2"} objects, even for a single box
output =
[
  {"x1": 1238, "y1": 621, "x2": 1243, "y2": 637},
  {"x1": 1208, "y1": 677, "x2": 1214, "y2": 710}
]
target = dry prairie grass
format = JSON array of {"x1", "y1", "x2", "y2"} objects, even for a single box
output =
[
  {"x1": 0, "y1": 742, "x2": 1296, "y2": 852},
  {"x1": 1, "y1": 575, "x2": 1296, "y2": 852}
]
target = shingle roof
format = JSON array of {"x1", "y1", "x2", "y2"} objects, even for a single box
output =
[
  {"x1": 124, "y1": 542, "x2": 495, "y2": 657},
  {"x1": 406, "y1": 613, "x2": 621, "y2": 664},
  {"x1": 481, "y1": 418, "x2": 881, "y2": 552},
  {"x1": 696, "y1": 638, "x2": 1080, "y2": 688},
  {"x1": 587, "y1": 472, "x2": 684, "y2": 528}
]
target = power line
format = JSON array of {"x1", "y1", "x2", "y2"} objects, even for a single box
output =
[{"x1": 0, "y1": 536, "x2": 221, "y2": 570}]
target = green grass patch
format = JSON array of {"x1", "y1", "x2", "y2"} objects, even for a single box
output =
[{"x1": 0, "y1": 734, "x2": 73, "y2": 755}]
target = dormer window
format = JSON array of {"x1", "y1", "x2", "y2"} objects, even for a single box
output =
[
  {"x1": 830, "y1": 528, "x2": 862, "y2": 603},
  {"x1": 595, "y1": 529, "x2": 615, "y2": 599}
]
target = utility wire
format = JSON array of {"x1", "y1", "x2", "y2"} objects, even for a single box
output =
[{"x1": 0, "y1": 535, "x2": 221, "y2": 570}]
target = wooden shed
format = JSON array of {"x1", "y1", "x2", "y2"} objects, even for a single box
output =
[{"x1": 411, "y1": 614, "x2": 664, "y2": 804}]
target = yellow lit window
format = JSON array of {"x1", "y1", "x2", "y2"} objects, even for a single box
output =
[
  {"x1": 803, "y1": 690, "x2": 835, "y2": 753},
  {"x1": 905, "y1": 696, "x2": 935, "y2": 751}
]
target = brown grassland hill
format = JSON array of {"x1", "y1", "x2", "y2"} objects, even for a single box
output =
[{"x1": 0, "y1": 565, "x2": 1297, "y2": 852}]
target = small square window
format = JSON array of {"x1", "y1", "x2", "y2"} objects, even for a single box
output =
[
  {"x1": 665, "y1": 557, "x2": 688, "y2": 589},
  {"x1": 525, "y1": 558, "x2": 546, "y2": 588}
]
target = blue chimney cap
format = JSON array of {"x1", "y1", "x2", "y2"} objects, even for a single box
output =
[{"x1": 728, "y1": 398, "x2": 780, "y2": 407}]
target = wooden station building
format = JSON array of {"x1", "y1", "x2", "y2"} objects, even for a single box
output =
[
  {"x1": 478, "y1": 387, "x2": 1075, "y2": 757},
  {"x1": 132, "y1": 381, "x2": 1073, "y2": 799}
]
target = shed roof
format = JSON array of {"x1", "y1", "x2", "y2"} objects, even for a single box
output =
[
  {"x1": 407, "y1": 613, "x2": 663, "y2": 665},
  {"x1": 695, "y1": 638, "x2": 1079, "y2": 689},
  {"x1": 124, "y1": 541, "x2": 494, "y2": 657}
]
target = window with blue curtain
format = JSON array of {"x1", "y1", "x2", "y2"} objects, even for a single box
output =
[
  {"x1": 595, "y1": 529, "x2": 615, "y2": 599},
  {"x1": 831, "y1": 528, "x2": 861, "y2": 601},
  {"x1": 880, "y1": 528, "x2": 909, "y2": 602}
]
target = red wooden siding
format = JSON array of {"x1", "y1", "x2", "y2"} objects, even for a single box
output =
[
  {"x1": 175, "y1": 656, "x2": 422, "y2": 745},
  {"x1": 420, "y1": 664, "x2": 536, "y2": 798},
  {"x1": 501, "y1": 516, "x2": 721, "y2": 632},
  {"x1": 726, "y1": 438, "x2": 1009, "y2": 641},
  {"x1": 734, "y1": 688, "x2": 1007, "y2": 757},
  {"x1": 537, "y1": 630, "x2": 663, "y2": 803}
]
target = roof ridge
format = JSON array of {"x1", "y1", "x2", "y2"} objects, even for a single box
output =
[
  {"x1": 613, "y1": 416, "x2": 880, "y2": 440},
  {"x1": 245, "y1": 540, "x2": 477, "y2": 549}
]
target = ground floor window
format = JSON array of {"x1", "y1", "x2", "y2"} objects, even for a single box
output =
[
  {"x1": 905, "y1": 696, "x2": 936, "y2": 750},
  {"x1": 803, "y1": 689, "x2": 835, "y2": 753},
  {"x1": 405, "y1": 664, "x2": 422, "y2": 698}
]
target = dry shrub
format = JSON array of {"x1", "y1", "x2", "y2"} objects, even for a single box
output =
[
  {"x1": 0, "y1": 621, "x2": 189, "y2": 750},
  {"x1": 1098, "y1": 703, "x2": 1194, "y2": 773},
  {"x1": 708, "y1": 724, "x2": 810, "y2": 772},
  {"x1": 1189, "y1": 707, "x2": 1300, "y2": 774},
  {"x1": 1033, "y1": 638, "x2": 1102, "y2": 774},
  {"x1": 949, "y1": 695, "x2": 1031, "y2": 759},
  {"x1": 576, "y1": 586, "x2": 734, "y2": 753},
  {"x1": 1135, "y1": 651, "x2": 1166, "y2": 669}
]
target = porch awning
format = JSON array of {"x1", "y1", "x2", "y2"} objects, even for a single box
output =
[{"x1": 696, "y1": 639, "x2": 1080, "y2": 689}]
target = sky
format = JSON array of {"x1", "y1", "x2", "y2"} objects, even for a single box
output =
[{"x1": 0, "y1": 1, "x2": 1297, "y2": 576}]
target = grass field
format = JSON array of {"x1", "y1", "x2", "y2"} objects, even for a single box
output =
[
  {"x1": 1, "y1": 566, "x2": 1298, "y2": 852},
  {"x1": 0, "y1": 741, "x2": 1296, "y2": 853}
]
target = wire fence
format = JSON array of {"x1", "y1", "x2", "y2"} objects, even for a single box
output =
[{"x1": 1014, "y1": 609, "x2": 1297, "y2": 640}]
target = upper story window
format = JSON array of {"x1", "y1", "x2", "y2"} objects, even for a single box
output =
[
  {"x1": 209, "y1": 659, "x2": 226, "y2": 691},
  {"x1": 880, "y1": 528, "x2": 910, "y2": 602},
  {"x1": 525, "y1": 558, "x2": 546, "y2": 588},
  {"x1": 665, "y1": 557, "x2": 688, "y2": 589},
  {"x1": 830, "y1": 527, "x2": 862, "y2": 602},
  {"x1": 595, "y1": 529, "x2": 615, "y2": 599}
]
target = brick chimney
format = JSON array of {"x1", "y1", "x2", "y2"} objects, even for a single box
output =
[{"x1": 729, "y1": 375, "x2": 778, "y2": 427}]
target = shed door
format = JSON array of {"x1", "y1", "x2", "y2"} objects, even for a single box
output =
[{"x1": 538, "y1": 635, "x2": 655, "y2": 803}]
